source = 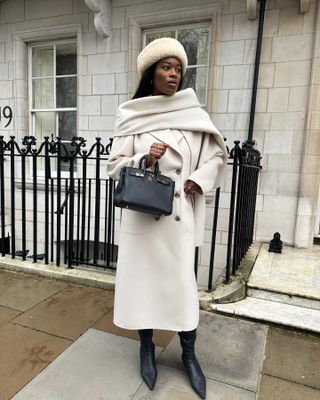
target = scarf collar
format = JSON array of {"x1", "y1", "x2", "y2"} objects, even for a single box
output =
[{"x1": 114, "y1": 88, "x2": 227, "y2": 158}]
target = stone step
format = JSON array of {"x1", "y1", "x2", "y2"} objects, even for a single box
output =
[
  {"x1": 247, "y1": 244, "x2": 320, "y2": 304},
  {"x1": 247, "y1": 287, "x2": 320, "y2": 311},
  {"x1": 210, "y1": 297, "x2": 320, "y2": 334}
]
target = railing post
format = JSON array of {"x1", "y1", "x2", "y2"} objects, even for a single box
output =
[
  {"x1": 21, "y1": 149, "x2": 27, "y2": 260},
  {"x1": 225, "y1": 141, "x2": 241, "y2": 282},
  {"x1": 9, "y1": 136, "x2": 16, "y2": 259},
  {"x1": 93, "y1": 138, "x2": 102, "y2": 265},
  {"x1": 194, "y1": 246, "x2": 199, "y2": 278},
  {"x1": 208, "y1": 187, "x2": 221, "y2": 290},
  {"x1": 32, "y1": 141, "x2": 38, "y2": 263},
  {"x1": 68, "y1": 157, "x2": 75, "y2": 269},
  {"x1": 80, "y1": 153, "x2": 87, "y2": 264},
  {"x1": 0, "y1": 136, "x2": 6, "y2": 256},
  {"x1": 56, "y1": 137, "x2": 62, "y2": 266},
  {"x1": 44, "y1": 136, "x2": 50, "y2": 264}
]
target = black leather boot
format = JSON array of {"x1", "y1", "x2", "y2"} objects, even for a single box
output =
[
  {"x1": 138, "y1": 329, "x2": 157, "y2": 390},
  {"x1": 178, "y1": 329, "x2": 206, "y2": 399}
]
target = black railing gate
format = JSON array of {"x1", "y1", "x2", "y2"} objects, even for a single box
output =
[{"x1": 0, "y1": 135, "x2": 261, "y2": 288}]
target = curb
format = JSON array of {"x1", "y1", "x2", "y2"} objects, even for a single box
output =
[{"x1": 0, "y1": 256, "x2": 116, "y2": 290}]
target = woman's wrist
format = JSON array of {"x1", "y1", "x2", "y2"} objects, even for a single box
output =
[{"x1": 146, "y1": 154, "x2": 155, "y2": 167}]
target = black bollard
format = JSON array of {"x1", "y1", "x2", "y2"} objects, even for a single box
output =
[{"x1": 268, "y1": 232, "x2": 283, "y2": 253}]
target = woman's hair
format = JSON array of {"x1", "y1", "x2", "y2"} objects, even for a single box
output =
[{"x1": 132, "y1": 61, "x2": 184, "y2": 99}]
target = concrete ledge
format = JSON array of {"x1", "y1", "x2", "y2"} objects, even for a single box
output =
[
  {"x1": 248, "y1": 243, "x2": 320, "y2": 302},
  {"x1": 211, "y1": 297, "x2": 320, "y2": 334},
  {"x1": 0, "y1": 256, "x2": 116, "y2": 290},
  {"x1": 248, "y1": 287, "x2": 320, "y2": 311},
  {"x1": 199, "y1": 242, "x2": 262, "y2": 310}
]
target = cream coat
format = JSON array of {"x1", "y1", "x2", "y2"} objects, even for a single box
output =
[{"x1": 106, "y1": 89, "x2": 227, "y2": 331}]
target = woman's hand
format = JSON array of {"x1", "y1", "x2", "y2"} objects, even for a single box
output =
[
  {"x1": 147, "y1": 142, "x2": 169, "y2": 166},
  {"x1": 184, "y1": 180, "x2": 202, "y2": 196}
]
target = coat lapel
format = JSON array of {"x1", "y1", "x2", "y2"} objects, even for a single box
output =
[{"x1": 149, "y1": 129, "x2": 182, "y2": 157}]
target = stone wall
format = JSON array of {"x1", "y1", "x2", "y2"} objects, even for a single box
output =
[{"x1": 0, "y1": 0, "x2": 320, "y2": 286}]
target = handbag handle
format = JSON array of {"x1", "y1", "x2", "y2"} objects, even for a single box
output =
[{"x1": 139, "y1": 155, "x2": 160, "y2": 175}]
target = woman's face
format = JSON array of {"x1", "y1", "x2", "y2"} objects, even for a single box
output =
[{"x1": 152, "y1": 57, "x2": 182, "y2": 96}]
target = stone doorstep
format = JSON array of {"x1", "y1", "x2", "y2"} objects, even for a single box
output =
[
  {"x1": 247, "y1": 287, "x2": 320, "y2": 311},
  {"x1": 248, "y1": 243, "x2": 320, "y2": 301},
  {"x1": 211, "y1": 297, "x2": 320, "y2": 334}
]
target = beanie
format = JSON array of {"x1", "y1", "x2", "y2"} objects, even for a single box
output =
[{"x1": 137, "y1": 37, "x2": 188, "y2": 78}]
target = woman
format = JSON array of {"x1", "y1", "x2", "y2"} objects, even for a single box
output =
[{"x1": 107, "y1": 37, "x2": 228, "y2": 399}]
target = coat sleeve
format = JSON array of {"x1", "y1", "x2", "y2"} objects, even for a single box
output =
[
  {"x1": 187, "y1": 133, "x2": 226, "y2": 194},
  {"x1": 106, "y1": 135, "x2": 148, "y2": 180}
]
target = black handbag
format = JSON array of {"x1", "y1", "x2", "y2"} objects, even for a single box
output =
[{"x1": 113, "y1": 155, "x2": 175, "y2": 216}]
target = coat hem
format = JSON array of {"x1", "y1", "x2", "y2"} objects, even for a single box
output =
[{"x1": 113, "y1": 319, "x2": 199, "y2": 332}]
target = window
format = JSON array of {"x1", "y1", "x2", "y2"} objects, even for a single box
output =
[
  {"x1": 29, "y1": 40, "x2": 77, "y2": 171},
  {"x1": 144, "y1": 24, "x2": 210, "y2": 106}
]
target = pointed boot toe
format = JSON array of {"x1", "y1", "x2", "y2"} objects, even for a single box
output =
[
  {"x1": 141, "y1": 367, "x2": 157, "y2": 390},
  {"x1": 183, "y1": 356, "x2": 206, "y2": 399},
  {"x1": 138, "y1": 329, "x2": 157, "y2": 391},
  {"x1": 140, "y1": 349, "x2": 157, "y2": 390}
]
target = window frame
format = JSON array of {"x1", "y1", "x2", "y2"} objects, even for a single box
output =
[
  {"x1": 28, "y1": 39, "x2": 78, "y2": 177},
  {"x1": 127, "y1": 4, "x2": 219, "y2": 111},
  {"x1": 143, "y1": 22, "x2": 211, "y2": 107}
]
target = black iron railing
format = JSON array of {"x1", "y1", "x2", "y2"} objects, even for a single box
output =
[{"x1": 0, "y1": 135, "x2": 261, "y2": 288}]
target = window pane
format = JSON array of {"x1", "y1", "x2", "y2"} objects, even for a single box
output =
[
  {"x1": 32, "y1": 45, "x2": 54, "y2": 77},
  {"x1": 178, "y1": 27, "x2": 209, "y2": 65},
  {"x1": 182, "y1": 67, "x2": 207, "y2": 105},
  {"x1": 58, "y1": 111, "x2": 76, "y2": 141},
  {"x1": 56, "y1": 42, "x2": 77, "y2": 75},
  {"x1": 34, "y1": 112, "x2": 55, "y2": 139},
  {"x1": 56, "y1": 77, "x2": 77, "y2": 108},
  {"x1": 145, "y1": 31, "x2": 175, "y2": 45},
  {"x1": 32, "y1": 78, "x2": 54, "y2": 108}
]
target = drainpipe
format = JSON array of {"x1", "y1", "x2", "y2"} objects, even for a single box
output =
[{"x1": 247, "y1": 0, "x2": 267, "y2": 142}]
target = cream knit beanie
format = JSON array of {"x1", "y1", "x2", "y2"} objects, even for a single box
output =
[{"x1": 137, "y1": 37, "x2": 188, "y2": 78}]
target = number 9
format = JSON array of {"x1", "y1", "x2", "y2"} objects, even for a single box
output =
[{"x1": 3, "y1": 106, "x2": 12, "y2": 128}]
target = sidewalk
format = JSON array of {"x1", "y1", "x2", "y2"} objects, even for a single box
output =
[{"x1": 1, "y1": 268, "x2": 320, "y2": 399}]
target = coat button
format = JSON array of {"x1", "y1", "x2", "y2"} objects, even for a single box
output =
[
  {"x1": 175, "y1": 216, "x2": 180, "y2": 221},
  {"x1": 176, "y1": 169, "x2": 181, "y2": 175},
  {"x1": 175, "y1": 192, "x2": 180, "y2": 198},
  {"x1": 155, "y1": 215, "x2": 160, "y2": 221}
]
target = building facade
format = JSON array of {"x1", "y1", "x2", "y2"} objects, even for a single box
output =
[{"x1": 0, "y1": 0, "x2": 319, "y2": 285}]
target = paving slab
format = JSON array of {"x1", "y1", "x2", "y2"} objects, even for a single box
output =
[
  {"x1": 12, "y1": 328, "x2": 162, "y2": 400},
  {"x1": 257, "y1": 375, "x2": 320, "y2": 400},
  {"x1": 0, "y1": 268, "x2": 16, "y2": 283},
  {"x1": 94, "y1": 308, "x2": 176, "y2": 347},
  {"x1": 211, "y1": 297, "x2": 320, "y2": 333},
  {"x1": 0, "y1": 274, "x2": 67, "y2": 311},
  {"x1": 263, "y1": 326, "x2": 320, "y2": 390},
  {"x1": 248, "y1": 244, "x2": 320, "y2": 301},
  {"x1": 0, "y1": 305, "x2": 21, "y2": 326},
  {"x1": 158, "y1": 311, "x2": 268, "y2": 392},
  {"x1": 0, "y1": 323, "x2": 71, "y2": 400},
  {"x1": 132, "y1": 364, "x2": 255, "y2": 400},
  {"x1": 14, "y1": 285, "x2": 114, "y2": 340}
]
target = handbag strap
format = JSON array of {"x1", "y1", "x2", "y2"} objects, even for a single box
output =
[{"x1": 139, "y1": 155, "x2": 160, "y2": 175}]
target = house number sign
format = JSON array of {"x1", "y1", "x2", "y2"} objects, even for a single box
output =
[{"x1": 0, "y1": 106, "x2": 13, "y2": 127}]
